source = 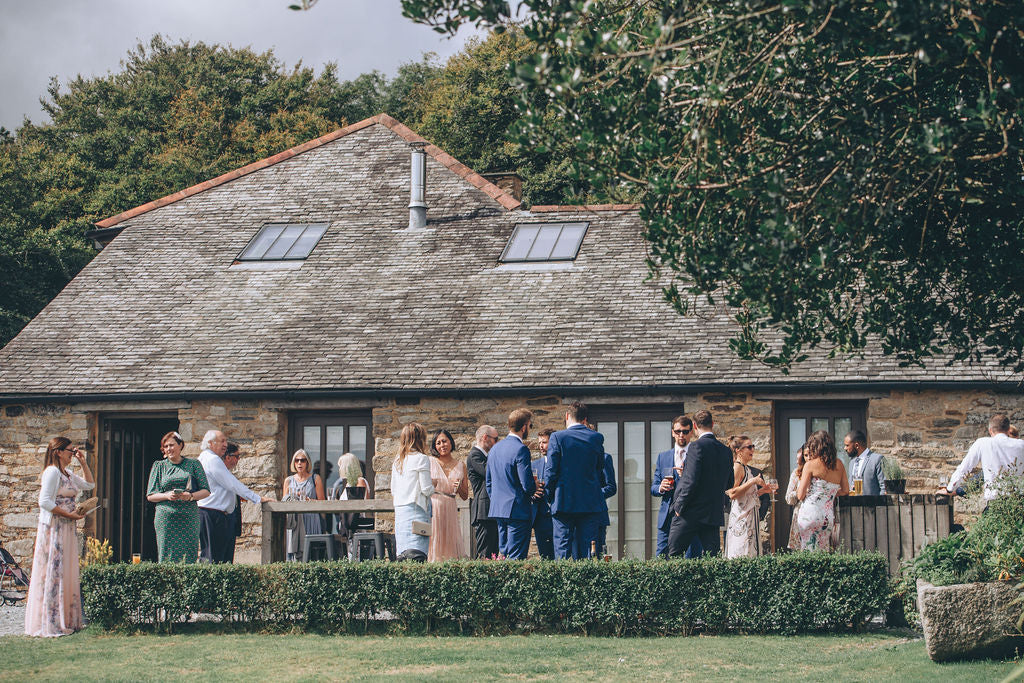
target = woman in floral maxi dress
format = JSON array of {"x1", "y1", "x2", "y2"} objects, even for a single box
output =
[
  {"x1": 794, "y1": 430, "x2": 849, "y2": 551},
  {"x1": 24, "y1": 437, "x2": 94, "y2": 637}
]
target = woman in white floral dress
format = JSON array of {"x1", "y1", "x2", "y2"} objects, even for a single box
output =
[
  {"x1": 25, "y1": 437, "x2": 94, "y2": 637},
  {"x1": 794, "y1": 430, "x2": 849, "y2": 551},
  {"x1": 724, "y1": 435, "x2": 772, "y2": 558}
]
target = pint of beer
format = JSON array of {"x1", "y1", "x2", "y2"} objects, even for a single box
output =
[{"x1": 853, "y1": 478, "x2": 863, "y2": 495}]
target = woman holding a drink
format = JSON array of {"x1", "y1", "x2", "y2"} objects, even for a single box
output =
[
  {"x1": 724, "y1": 435, "x2": 774, "y2": 558},
  {"x1": 427, "y1": 428, "x2": 469, "y2": 561}
]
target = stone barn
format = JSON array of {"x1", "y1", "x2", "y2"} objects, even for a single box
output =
[{"x1": 1, "y1": 114, "x2": 1020, "y2": 566}]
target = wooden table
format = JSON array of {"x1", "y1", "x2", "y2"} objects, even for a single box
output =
[{"x1": 260, "y1": 499, "x2": 471, "y2": 563}]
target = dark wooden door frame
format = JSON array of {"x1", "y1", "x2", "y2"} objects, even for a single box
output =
[
  {"x1": 99, "y1": 413, "x2": 179, "y2": 562},
  {"x1": 772, "y1": 400, "x2": 867, "y2": 551},
  {"x1": 287, "y1": 411, "x2": 376, "y2": 494}
]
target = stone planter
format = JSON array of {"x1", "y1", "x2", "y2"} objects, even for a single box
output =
[{"x1": 917, "y1": 579, "x2": 1024, "y2": 662}]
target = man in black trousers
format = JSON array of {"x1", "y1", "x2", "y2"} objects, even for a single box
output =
[
  {"x1": 667, "y1": 409, "x2": 734, "y2": 557},
  {"x1": 467, "y1": 424, "x2": 500, "y2": 558}
]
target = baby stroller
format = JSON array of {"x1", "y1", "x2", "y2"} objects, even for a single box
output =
[{"x1": 0, "y1": 541, "x2": 30, "y2": 605}]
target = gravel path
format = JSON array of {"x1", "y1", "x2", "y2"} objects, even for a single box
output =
[{"x1": 0, "y1": 601, "x2": 27, "y2": 637}]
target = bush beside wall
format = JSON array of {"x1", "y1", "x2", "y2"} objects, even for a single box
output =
[{"x1": 82, "y1": 553, "x2": 889, "y2": 635}]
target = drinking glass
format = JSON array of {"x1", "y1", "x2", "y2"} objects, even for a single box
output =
[
  {"x1": 767, "y1": 478, "x2": 778, "y2": 502},
  {"x1": 131, "y1": 553, "x2": 141, "y2": 565}
]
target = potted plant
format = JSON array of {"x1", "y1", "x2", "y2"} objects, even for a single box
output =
[{"x1": 882, "y1": 456, "x2": 906, "y2": 494}]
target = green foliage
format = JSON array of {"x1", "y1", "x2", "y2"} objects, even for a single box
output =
[
  {"x1": 881, "y1": 457, "x2": 904, "y2": 481},
  {"x1": 895, "y1": 474, "x2": 1024, "y2": 625},
  {"x1": 82, "y1": 552, "x2": 889, "y2": 635},
  {"x1": 401, "y1": 0, "x2": 1024, "y2": 373}
]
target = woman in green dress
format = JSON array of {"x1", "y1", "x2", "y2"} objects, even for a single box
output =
[{"x1": 146, "y1": 432, "x2": 210, "y2": 562}]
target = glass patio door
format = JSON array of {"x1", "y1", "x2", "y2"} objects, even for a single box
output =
[
  {"x1": 289, "y1": 413, "x2": 374, "y2": 493},
  {"x1": 591, "y1": 407, "x2": 679, "y2": 560}
]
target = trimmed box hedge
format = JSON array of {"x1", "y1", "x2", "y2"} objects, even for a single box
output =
[{"x1": 82, "y1": 552, "x2": 889, "y2": 635}]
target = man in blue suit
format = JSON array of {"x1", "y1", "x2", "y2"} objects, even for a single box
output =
[
  {"x1": 486, "y1": 408, "x2": 537, "y2": 559},
  {"x1": 667, "y1": 409, "x2": 734, "y2": 557},
  {"x1": 584, "y1": 420, "x2": 617, "y2": 557},
  {"x1": 531, "y1": 428, "x2": 555, "y2": 560},
  {"x1": 651, "y1": 415, "x2": 702, "y2": 558},
  {"x1": 546, "y1": 401, "x2": 607, "y2": 559}
]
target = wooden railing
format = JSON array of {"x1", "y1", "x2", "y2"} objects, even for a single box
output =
[
  {"x1": 837, "y1": 494, "x2": 953, "y2": 574},
  {"x1": 260, "y1": 499, "x2": 471, "y2": 563}
]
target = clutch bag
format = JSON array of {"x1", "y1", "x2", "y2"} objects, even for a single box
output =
[{"x1": 74, "y1": 496, "x2": 99, "y2": 516}]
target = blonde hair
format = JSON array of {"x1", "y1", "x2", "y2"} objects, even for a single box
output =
[
  {"x1": 338, "y1": 452, "x2": 363, "y2": 486},
  {"x1": 290, "y1": 449, "x2": 312, "y2": 474},
  {"x1": 396, "y1": 423, "x2": 428, "y2": 474}
]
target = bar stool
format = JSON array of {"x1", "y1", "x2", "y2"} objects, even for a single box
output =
[
  {"x1": 350, "y1": 532, "x2": 396, "y2": 562},
  {"x1": 302, "y1": 533, "x2": 337, "y2": 562}
]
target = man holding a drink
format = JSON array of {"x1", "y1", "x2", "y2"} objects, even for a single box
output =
[{"x1": 651, "y1": 415, "x2": 702, "y2": 557}]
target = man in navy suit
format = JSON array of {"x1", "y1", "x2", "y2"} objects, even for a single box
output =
[
  {"x1": 667, "y1": 409, "x2": 734, "y2": 557},
  {"x1": 545, "y1": 401, "x2": 607, "y2": 559},
  {"x1": 652, "y1": 415, "x2": 702, "y2": 558},
  {"x1": 584, "y1": 420, "x2": 617, "y2": 557},
  {"x1": 486, "y1": 409, "x2": 537, "y2": 559},
  {"x1": 531, "y1": 428, "x2": 555, "y2": 560}
]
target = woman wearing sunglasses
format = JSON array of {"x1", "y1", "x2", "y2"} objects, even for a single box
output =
[{"x1": 283, "y1": 449, "x2": 325, "y2": 561}]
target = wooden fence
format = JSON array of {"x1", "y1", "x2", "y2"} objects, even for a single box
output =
[{"x1": 837, "y1": 494, "x2": 953, "y2": 574}]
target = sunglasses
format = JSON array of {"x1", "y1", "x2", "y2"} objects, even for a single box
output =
[
  {"x1": 672, "y1": 428, "x2": 691, "y2": 435},
  {"x1": 294, "y1": 458, "x2": 308, "y2": 463}
]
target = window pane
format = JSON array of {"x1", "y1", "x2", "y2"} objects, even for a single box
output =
[
  {"x1": 263, "y1": 224, "x2": 306, "y2": 259},
  {"x1": 596, "y1": 422, "x2": 619, "y2": 559},
  {"x1": 349, "y1": 426, "x2": 367, "y2": 459},
  {"x1": 527, "y1": 225, "x2": 561, "y2": 260},
  {"x1": 504, "y1": 226, "x2": 538, "y2": 261},
  {"x1": 302, "y1": 426, "x2": 321, "y2": 466},
  {"x1": 834, "y1": 417, "x2": 853, "y2": 469},
  {"x1": 284, "y1": 224, "x2": 328, "y2": 259},
  {"x1": 324, "y1": 426, "x2": 345, "y2": 490},
  {"x1": 650, "y1": 420, "x2": 672, "y2": 539},
  {"x1": 788, "y1": 418, "x2": 806, "y2": 476},
  {"x1": 241, "y1": 224, "x2": 286, "y2": 260},
  {"x1": 550, "y1": 223, "x2": 587, "y2": 259},
  {"x1": 623, "y1": 421, "x2": 645, "y2": 560},
  {"x1": 811, "y1": 417, "x2": 829, "y2": 434}
]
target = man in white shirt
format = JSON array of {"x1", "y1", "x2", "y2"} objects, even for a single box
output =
[
  {"x1": 198, "y1": 430, "x2": 268, "y2": 563},
  {"x1": 938, "y1": 414, "x2": 1024, "y2": 502}
]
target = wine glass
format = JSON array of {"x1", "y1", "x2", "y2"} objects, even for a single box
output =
[{"x1": 767, "y1": 477, "x2": 778, "y2": 502}]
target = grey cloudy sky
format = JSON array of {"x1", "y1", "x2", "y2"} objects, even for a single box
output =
[{"x1": 0, "y1": 0, "x2": 480, "y2": 131}]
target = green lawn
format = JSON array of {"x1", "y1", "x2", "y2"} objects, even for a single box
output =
[{"x1": 0, "y1": 629, "x2": 1018, "y2": 682}]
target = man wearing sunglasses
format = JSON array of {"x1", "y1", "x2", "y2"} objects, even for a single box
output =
[{"x1": 652, "y1": 415, "x2": 700, "y2": 557}]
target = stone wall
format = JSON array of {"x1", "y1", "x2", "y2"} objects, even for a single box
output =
[
  {"x1": 0, "y1": 399, "x2": 284, "y2": 568},
  {"x1": 2, "y1": 386, "x2": 1021, "y2": 567}
]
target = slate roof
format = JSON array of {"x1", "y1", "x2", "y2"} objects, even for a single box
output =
[{"x1": 0, "y1": 115, "x2": 1018, "y2": 398}]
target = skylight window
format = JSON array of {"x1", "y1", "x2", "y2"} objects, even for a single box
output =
[
  {"x1": 238, "y1": 223, "x2": 328, "y2": 261},
  {"x1": 500, "y1": 222, "x2": 588, "y2": 262}
]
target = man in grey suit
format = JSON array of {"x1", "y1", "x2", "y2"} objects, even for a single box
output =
[
  {"x1": 467, "y1": 424, "x2": 500, "y2": 558},
  {"x1": 844, "y1": 429, "x2": 886, "y2": 494}
]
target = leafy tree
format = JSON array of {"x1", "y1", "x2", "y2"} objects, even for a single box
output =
[
  {"x1": 400, "y1": 0, "x2": 1024, "y2": 373},
  {"x1": 408, "y1": 30, "x2": 589, "y2": 205}
]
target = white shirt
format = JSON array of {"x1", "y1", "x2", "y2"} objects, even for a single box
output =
[
  {"x1": 947, "y1": 433, "x2": 1024, "y2": 500},
  {"x1": 674, "y1": 444, "x2": 688, "y2": 470},
  {"x1": 197, "y1": 449, "x2": 261, "y2": 513},
  {"x1": 38, "y1": 465, "x2": 94, "y2": 525},
  {"x1": 391, "y1": 451, "x2": 435, "y2": 511}
]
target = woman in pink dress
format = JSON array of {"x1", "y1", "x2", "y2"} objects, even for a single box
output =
[
  {"x1": 25, "y1": 437, "x2": 94, "y2": 637},
  {"x1": 794, "y1": 430, "x2": 849, "y2": 551},
  {"x1": 427, "y1": 429, "x2": 469, "y2": 561}
]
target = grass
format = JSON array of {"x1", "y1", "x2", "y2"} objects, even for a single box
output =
[{"x1": 0, "y1": 628, "x2": 1018, "y2": 682}]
